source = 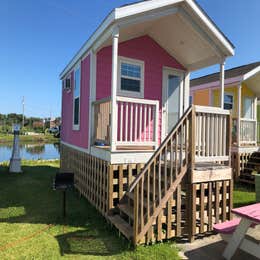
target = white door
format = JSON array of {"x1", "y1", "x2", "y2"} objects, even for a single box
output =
[{"x1": 162, "y1": 68, "x2": 184, "y2": 139}]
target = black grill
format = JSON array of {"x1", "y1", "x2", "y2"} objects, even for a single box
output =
[
  {"x1": 53, "y1": 172, "x2": 74, "y2": 218},
  {"x1": 53, "y1": 172, "x2": 74, "y2": 190}
]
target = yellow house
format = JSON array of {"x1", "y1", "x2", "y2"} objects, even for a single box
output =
[{"x1": 190, "y1": 62, "x2": 260, "y2": 182}]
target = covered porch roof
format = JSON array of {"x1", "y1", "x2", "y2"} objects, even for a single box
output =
[
  {"x1": 243, "y1": 65, "x2": 260, "y2": 97},
  {"x1": 191, "y1": 61, "x2": 260, "y2": 98},
  {"x1": 60, "y1": 0, "x2": 235, "y2": 79}
]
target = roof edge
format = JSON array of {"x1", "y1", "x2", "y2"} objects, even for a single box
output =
[{"x1": 59, "y1": 0, "x2": 235, "y2": 79}]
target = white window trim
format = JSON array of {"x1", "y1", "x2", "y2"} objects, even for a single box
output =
[
  {"x1": 73, "y1": 63, "x2": 81, "y2": 131},
  {"x1": 117, "y1": 56, "x2": 144, "y2": 98},
  {"x1": 224, "y1": 92, "x2": 234, "y2": 110},
  {"x1": 243, "y1": 96, "x2": 254, "y2": 119},
  {"x1": 63, "y1": 74, "x2": 72, "y2": 93}
]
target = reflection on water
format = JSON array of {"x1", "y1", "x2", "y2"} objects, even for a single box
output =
[{"x1": 0, "y1": 143, "x2": 60, "y2": 162}]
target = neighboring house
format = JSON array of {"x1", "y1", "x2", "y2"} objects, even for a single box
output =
[
  {"x1": 257, "y1": 100, "x2": 260, "y2": 145},
  {"x1": 60, "y1": 0, "x2": 235, "y2": 244},
  {"x1": 190, "y1": 62, "x2": 260, "y2": 183}
]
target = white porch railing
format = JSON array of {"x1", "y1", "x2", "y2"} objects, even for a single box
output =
[
  {"x1": 116, "y1": 96, "x2": 159, "y2": 147},
  {"x1": 194, "y1": 105, "x2": 231, "y2": 163},
  {"x1": 240, "y1": 118, "x2": 257, "y2": 144},
  {"x1": 92, "y1": 96, "x2": 159, "y2": 149}
]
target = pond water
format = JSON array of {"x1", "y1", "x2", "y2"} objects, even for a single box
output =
[{"x1": 0, "y1": 142, "x2": 60, "y2": 162}]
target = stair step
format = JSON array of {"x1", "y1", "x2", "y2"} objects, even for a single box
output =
[
  {"x1": 247, "y1": 161, "x2": 260, "y2": 166},
  {"x1": 107, "y1": 214, "x2": 133, "y2": 240},
  {"x1": 118, "y1": 203, "x2": 134, "y2": 219}
]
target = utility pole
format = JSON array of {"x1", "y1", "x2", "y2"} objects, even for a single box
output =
[{"x1": 22, "y1": 96, "x2": 25, "y2": 129}]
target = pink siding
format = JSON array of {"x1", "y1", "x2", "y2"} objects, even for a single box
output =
[
  {"x1": 61, "y1": 54, "x2": 91, "y2": 149},
  {"x1": 96, "y1": 35, "x2": 185, "y2": 143}
]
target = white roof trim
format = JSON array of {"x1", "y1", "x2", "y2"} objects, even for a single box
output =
[
  {"x1": 186, "y1": 0, "x2": 234, "y2": 56},
  {"x1": 60, "y1": 0, "x2": 234, "y2": 79},
  {"x1": 243, "y1": 65, "x2": 260, "y2": 81}
]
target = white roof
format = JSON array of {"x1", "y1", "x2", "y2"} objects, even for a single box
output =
[{"x1": 60, "y1": 0, "x2": 235, "y2": 79}]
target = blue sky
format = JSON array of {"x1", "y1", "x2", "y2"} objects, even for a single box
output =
[{"x1": 2, "y1": 0, "x2": 260, "y2": 117}]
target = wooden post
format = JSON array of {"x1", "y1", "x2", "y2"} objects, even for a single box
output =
[
  {"x1": 183, "y1": 72, "x2": 190, "y2": 111},
  {"x1": 219, "y1": 59, "x2": 225, "y2": 109},
  {"x1": 254, "y1": 97, "x2": 257, "y2": 144},
  {"x1": 237, "y1": 84, "x2": 242, "y2": 146},
  {"x1": 133, "y1": 184, "x2": 139, "y2": 245},
  {"x1": 188, "y1": 106, "x2": 196, "y2": 242},
  {"x1": 110, "y1": 27, "x2": 119, "y2": 152}
]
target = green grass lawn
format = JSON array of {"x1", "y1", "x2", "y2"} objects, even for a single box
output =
[
  {"x1": 233, "y1": 183, "x2": 256, "y2": 208},
  {"x1": 0, "y1": 160, "x2": 180, "y2": 259}
]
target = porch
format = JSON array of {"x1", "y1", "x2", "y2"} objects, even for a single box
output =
[
  {"x1": 232, "y1": 117, "x2": 258, "y2": 146},
  {"x1": 62, "y1": 104, "x2": 233, "y2": 244}
]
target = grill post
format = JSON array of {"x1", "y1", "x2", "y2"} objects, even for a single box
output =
[{"x1": 63, "y1": 190, "x2": 66, "y2": 218}]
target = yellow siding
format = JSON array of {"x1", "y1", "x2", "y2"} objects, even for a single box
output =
[
  {"x1": 212, "y1": 86, "x2": 238, "y2": 117},
  {"x1": 193, "y1": 83, "x2": 257, "y2": 119}
]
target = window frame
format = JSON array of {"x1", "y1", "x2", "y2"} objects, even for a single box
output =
[
  {"x1": 117, "y1": 56, "x2": 144, "y2": 98},
  {"x1": 243, "y1": 96, "x2": 254, "y2": 119},
  {"x1": 63, "y1": 74, "x2": 71, "y2": 92},
  {"x1": 73, "y1": 64, "x2": 81, "y2": 131},
  {"x1": 224, "y1": 92, "x2": 234, "y2": 110}
]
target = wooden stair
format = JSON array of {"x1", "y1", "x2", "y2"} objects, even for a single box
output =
[
  {"x1": 107, "y1": 214, "x2": 133, "y2": 240},
  {"x1": 106, "y1": 106, "x2": 194, "y2": 244},
  {"x1": 106, "y1": 105, "x2": 232, "y2": 245},
  {"x1": 240, "y1": 151, "x2": 260, "y2": 184}
]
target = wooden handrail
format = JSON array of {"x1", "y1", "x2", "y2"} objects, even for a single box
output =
[
  {"x1": 129, "y1": 105, "x2": 232, "y2": 244},
  {"x1": 131, "y1": 105, "x2": 194, "y2": 244},
  {"x1": 129, "y1": 105, "x2": 193, "y2": 193}
]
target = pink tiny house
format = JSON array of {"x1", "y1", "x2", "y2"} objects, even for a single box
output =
[{"x1": 60, "y1": 0, "x2": 235, "y2": 244}]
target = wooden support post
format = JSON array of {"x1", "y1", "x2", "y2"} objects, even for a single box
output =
[
  {"x1": 219, "y1": 60, "x2": 225, "y2": 109},
  {"x1": 184, "y1": 72, "x2": 190, "y2": 111},
  {"x1": 254, "y1": 97, "x2": 258, "y2": 144},
  {"x1": 237, "y1": 84, "x2": 242, "y2": 147},
  {"x1": 110, "y1": 27, "x2": 119, "y2": 152},
  {"x1": 188, "y1": 107, "x2": 196, "y2": 242},
  {"x1": 133, "y1": 184, "x2": 139, "y2": 245}
]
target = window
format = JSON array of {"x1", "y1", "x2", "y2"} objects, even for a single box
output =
[
  {"x1": 224, "y1": 93, "x2": 233, "y2": 110},
  {"x1": 73, "y1": 66, "x2": 80, "y2": 130},
  {"x1": 243, "y1": 97, "x2": 253, "y2": 119},
  {"x1": 63, "y1": 76, "x2": 71, "y2": 92},
  {"x1": 189, "y1": 95, "x2": 193, "y2": 105},
  {"x1": 118, "y1": 57, "x2": 144, "y2": 98}
]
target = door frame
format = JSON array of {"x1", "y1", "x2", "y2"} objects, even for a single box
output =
[{"x1": 161, "y1": 67, "x2": 185, "y2": 140}]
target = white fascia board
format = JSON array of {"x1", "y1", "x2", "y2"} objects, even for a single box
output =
[
  {"x1": 117, "y1": 6, "x2": 179, "y2": 28},
  {"x1": 60, "y1": 11, "x2": 116, "y2": 79},
  {"x1": 114, "y1": 0, "x2": 183, "y2": 19},
  {"x1": 186, "y1": 0, "x2": 235, "y2": 57},
  {"x1": 243, "y1": 66, "x2": 260, "y2": 81}
]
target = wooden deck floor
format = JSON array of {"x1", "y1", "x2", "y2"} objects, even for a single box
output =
[{"x1": 93, "y1": 145, "x2": 155, "y2": 151}]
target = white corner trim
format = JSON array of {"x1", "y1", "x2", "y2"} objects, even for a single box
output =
[{"x1": 243, "y1": 65, "x2": 260, "y2": 81}]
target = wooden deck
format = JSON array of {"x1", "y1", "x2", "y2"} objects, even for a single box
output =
[
  {"x1": 61, "y1": 105, "x2": 233, "y2": 245},
  {"x1": 94, "y1": 145, "x2": 155, "y2": 151}
]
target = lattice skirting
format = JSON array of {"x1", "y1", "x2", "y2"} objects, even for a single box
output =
[{"x1": 60, "y1": 143, "x2": 144, "y2": 215}]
